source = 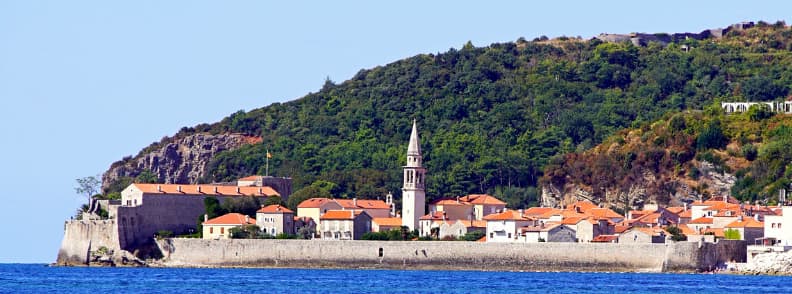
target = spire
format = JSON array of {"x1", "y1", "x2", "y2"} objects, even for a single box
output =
[{"x1": 407, "y1": 119, "x2": 421, "y2": 156}]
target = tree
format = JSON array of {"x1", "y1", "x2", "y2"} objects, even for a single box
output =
[
  {"x1": 666, "y1": 226, "x2": 687, "y2": 242},
  {"x1": 75, "y1": 176, "x2": 100, "y2": 204},
  {"x1": 724, "y1": 228, "x2": 741, "y2": 240},
  {"x1": 135, "y1": 169, "x2": 159, "y2": 183}
]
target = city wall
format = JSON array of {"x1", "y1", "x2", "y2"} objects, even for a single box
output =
[
  {"x1": 56, "y1": 220, "x2": 119, "y2": 266},
  {"x1": 154, "y1": 239, "x2": 745, "y2": 272}
]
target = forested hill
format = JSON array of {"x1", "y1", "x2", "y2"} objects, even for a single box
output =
[{"x1": 106, "y1": 21, "x2": 792, "y2": 209}]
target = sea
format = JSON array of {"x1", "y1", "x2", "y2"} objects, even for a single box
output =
[{"x1": 2, "y1": 264, "x2": 792, "y2": 293}]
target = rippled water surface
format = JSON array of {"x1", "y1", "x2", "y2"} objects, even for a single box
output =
[{"x1": 3, "y1": 264, "x2": 792, "y2": 293}]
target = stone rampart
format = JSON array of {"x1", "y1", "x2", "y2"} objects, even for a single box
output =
[
  {"x1": 56, "y1": 220, "x2": 119, "y2": 266},
  {"x1": 154, "y1": 239, "x2": 744, "y2": 272}
]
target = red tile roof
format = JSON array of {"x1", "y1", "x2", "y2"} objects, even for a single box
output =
[
  {"x1": 203, "y1": 213, "x2": 256, "y2": 225},
  {"x1": 523, "y1": 207, "x2": 556, "y2": 217},
  {"x1": 585, "y1": 208, "x2": 623, "y2": 219},
  {"x1": 297, "y1": 198, "x2": 335, "y2": 208},
  {"x1": 565, "y1": 200, "x2": 598, "y2": 213},
  {"x1": 614, "y1": 225, "x2": 631, "y2": 234},
  {"x1": 689, "y1": 217, "x2": 714, "y2": 224},
  {"x1": 321, "y1": 210, "x2": 368, "y2": 220},
  {"x1": 458, "y1": 194, "x2": 507, "y2": 205},
  {"x1": 238, "y1": 175, "x2": 262, "y2": 181},
  {"x1": 678, "y1": 210, "x2": 692, "y2": 218},
  {"x1": 132, "y1": 183, "x2": 279, "y2": 197},
  {"x1": 591, "y1": 235, "x2": 619, "y2": 242},
  {"x1": 257, "y1": 204, "x2": 293, "y2": 214},
  {"x1": 372, "y1": 217, "x2": 403, "y2": 227},
  {"x1": 725, "y1": 218, "x2": 764, "y2": 228},
  {"x1": 335, "y1": 199, "x2": 391, "y2": 210},
  {"x1": 483, "y1": 210, "x2": 533, "y2": 221},
  {"x1": 430, "y1": 198, "x2": 470, "y2": 206}
]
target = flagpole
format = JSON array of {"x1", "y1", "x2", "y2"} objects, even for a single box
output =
[{"x1": 266, "y1": 148, "x2": 269, "y2": 177}]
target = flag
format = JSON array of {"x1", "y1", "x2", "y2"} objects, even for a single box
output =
[{"x1": 266, "y1": 151, "x2": 272, "y2": 159}]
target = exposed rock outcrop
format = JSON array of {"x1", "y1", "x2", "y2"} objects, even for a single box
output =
[
  {"x1": 102, "y1": 133, "x2": 261, "y2": 192},
  {"x1": 740, "y1": 251, "x2": 792, "y2": 275},
  {"x1": 541, "y1": 161, "x2": 736, "y2": 210}
]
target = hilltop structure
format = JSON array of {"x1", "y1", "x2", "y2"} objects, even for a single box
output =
[{"x1": 402, "y1": 119, "x2": 426, "y2": 231}]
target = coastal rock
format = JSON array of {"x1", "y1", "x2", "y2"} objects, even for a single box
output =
[
  {"x1": 102, "y1": 133, "x2": 261, "y2": 192},
  {"x1": 742, "y1": 251, "x2": 792, "y2": 275}
]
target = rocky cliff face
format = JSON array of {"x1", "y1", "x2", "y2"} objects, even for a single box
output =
[
  {"x1": 102, "y1": 133, "x2": 261, "y2": 192},
  {"x1": 541, "y1": 161, "x2": 736, "y2": 210}
]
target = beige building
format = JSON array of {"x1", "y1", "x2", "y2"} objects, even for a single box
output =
[
  {"x1": 724, "y1": 217, "x2": 764, "y2": 241},
  {"x1": 202, "y1": 213, "x2": 256, "y2": 240},
  {"x1": 575, "y1": 217, "x2": 614, "y2": 243},
  {"x1": 320, "y1": 210, "x2": 372, "y2": 240},
  {"x1": 618, "y1": 227, "x2": 668, "y2": 244},
  {"x1": 256, "y1": 205, "x2": 294, "y2": 236},
  {"x1": 372, "y1": 217, "x2": 403, "y2": 232}
]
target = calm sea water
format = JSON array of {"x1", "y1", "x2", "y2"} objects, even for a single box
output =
[{"x1": 1, "y1": 264, "x2": 791, "y2": 293}]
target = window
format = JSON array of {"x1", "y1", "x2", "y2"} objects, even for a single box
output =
[
  {"x1": 508, "y1": 233, "x2": 512, "y2": 238},
  {"x1": 490, "y1": 232, "x2": 494, "y2": 238},
  {"x1": 773, "y1": 223, "x2": 776, "y2": 228},
  {"x1": 221, "y1": 227, "x2": 224, "y2": 234},
  {"x1": 210, "y1": 227, "x2": 213, "y2": 234},
  {"x1": 780, "y1": 223, "x2": 783, "y2": 229}
]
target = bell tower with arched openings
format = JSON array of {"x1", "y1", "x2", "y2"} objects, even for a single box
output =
[{"x1": 402, "y1": 119, "x2": 425, "y2": 231}]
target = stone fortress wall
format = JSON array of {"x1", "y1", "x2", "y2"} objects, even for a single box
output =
[{"x1": 153, "y1": 238, "x2": 745, "y2": 272}]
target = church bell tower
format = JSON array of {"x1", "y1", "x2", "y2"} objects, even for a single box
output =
[{"x1": 402, "y1": 119, "x2": 426, "y2": 231}]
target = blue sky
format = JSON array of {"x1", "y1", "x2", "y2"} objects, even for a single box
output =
[{"x1": 0, "y1": 1, "x2": 789, "y2": 263}]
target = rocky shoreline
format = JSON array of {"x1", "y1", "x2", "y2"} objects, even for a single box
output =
[{"x1": 734, "y1": 251, "x2": 792, "y2": 275}]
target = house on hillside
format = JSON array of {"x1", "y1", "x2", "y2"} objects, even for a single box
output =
[
  {"x1": 256, "y1": 204, "x2": 294, "y2": 236},
  {"x1": 724, "y1": 216, "x2": 764, "y2": 241},
  {"x1": 320, "y1": 210, "x2": 372, "y2": 240},
  {"x1": 202, "y1": 213, "x2": 256, "y2": 240}
]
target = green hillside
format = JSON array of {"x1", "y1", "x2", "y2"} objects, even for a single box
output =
[{"x1": 111, "y1": 21, "x2": 792, "y2": 209}]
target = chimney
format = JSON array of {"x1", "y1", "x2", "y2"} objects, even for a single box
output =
[
  {"x1": 258, "y1": 188, "x2": 263, "y2": 194},
  {"x1": 353, "y1": 198, "x2": 357, "y2": 207},
  {"x1": 519, "y1": 209, "x2": 525, "y2": 218},
  {"x1": 213, "y1": 186, "x2": 218, "y2": 194},
  {"x1": 738, "y1": 215, "x2": 743, "y2": 222},
  {"x1": 456, "y1": 196, "x2": 460, "y2": 203},
  {"x1": 236, "y1": 187, "x2": 241, "y2": 194},
  {"x1": 245, "y1": 215, "x2": 250, "y2": 223},
  {"x1": 684, "y1": 203, "x2": 687, "y2": 211},
  {"x1": 724, "y1": 195, "x2": 728, "y2": 203},
  {"x1": 177, "y1": 185, "x2": 182, "y2": 192},
  {"x1": 204, "y1": 214, "x2": 208, "y2": 222},
  {"x1": 197, "y1": 186, "x2": 202, "y2": 193},
  {"x1": 754, "y1": 213, "x2": 760, "y2": 221},
  {"x1": 157, "y1": 185, "x2": 162, "y2": 192}
]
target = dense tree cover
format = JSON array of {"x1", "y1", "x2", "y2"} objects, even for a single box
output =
[{"x1": 112, "y1": 24, "x2": 792, "y2": 208}]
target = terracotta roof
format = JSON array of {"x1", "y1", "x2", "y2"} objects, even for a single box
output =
[
  {"x1": 714, "y1": 209, "x2": 743, "y2": 217},
  {"x1": 562, "y1": 216, "x2": 584, "y2": 225},
  {"x1": 585, "y1": 208, "x2": 623, "y2": 219},
  {"x1": 629, "y1": 210, "x2": 654, "y2": 219},
  {"x1": 373, "y1": 217, "x2": 403, "y2": 227},
  {"x1": 678, "y1": 225, "x2": 696, "y2": 235},
  {"x1": 335, "y1": 199, "x2": 391, "y2": 210},
  {"x1": 703, "y1": 202, "x2": 741, "y2": 212},
  {"x1": 678, "y1": 210, "x2": 692, "y2": 218},
  {"x1": 430, "y1": 198, "x2": 470, "y2": 206},
  {"x1": 132, "y1": 183, "x2": 279, "y2": 197},
  {"x1": 614, "y1": 225, "x2": 631, "y2": 234},
  {"x1": 458, "y1": 194, "x2": 507, "y2": 205},
  {"x1": 704, "y1": 228, "x2": 724, "y2": 237},
  {"x1": 725, "y1": 218, "x2": 764, "y2": 228},
  {"x1": 420, "y1": 211, "x2": 447, "y2": 220},
  {"x1": 565, "y1": 200, "x2": 598, "y2": 212},
  {"x1": 322, "y1": 210, "x2": 355, "y2": 220},
  {"x1": 238, "y1": 175, "x2": 262, "y2": 181},
  {"x1": 591, "y1": 235, "x2": 619, "y2": 242},
  {"x1": 540, "y1": 209, "x2": 585, "y2": 219},
  {"x1": 203, "y1": 213, "x2": 256, "y2": 225},
  {"x1": 523, "y1": 207, "x2": 556, "y2": 217},
  {"x1": 483, "y1": 210, "x2": 533, "y2": 221},
  {"x1": 297, "y1": 198, "x2": 335, "y2": 208},
  {"x1": 257, "y1": 204, "x2": 293, "y2": 214},
  {"x1": 689, "y1": 217, "x2": 714, "y2": 224},
  {"x1": 321, "y1": 210, "x2": 368, "y2": 220},
  {"x1": 635, "y1": 212, "x2": 664, "y2": 224}
]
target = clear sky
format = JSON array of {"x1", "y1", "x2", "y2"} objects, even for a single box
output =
[{"x1": 0, "y1": 1, "x2": 789, "y2": 263}]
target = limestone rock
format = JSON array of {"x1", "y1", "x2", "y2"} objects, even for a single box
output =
[
  {"x1": 742, "y1": 251, "x2": 792, "y2": 275},
  {"x1": 102, "y1": 133, "x2": 260, "y2": 191}
]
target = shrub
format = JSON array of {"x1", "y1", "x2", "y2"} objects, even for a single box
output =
[
  {"x1": 742, "y1": 144, "x2": 758, "y2": 161},
  {"x1": 155, "y1": 230, "x2": 173, "y2": 239}
]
